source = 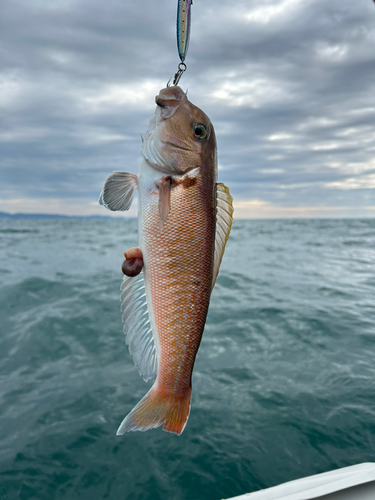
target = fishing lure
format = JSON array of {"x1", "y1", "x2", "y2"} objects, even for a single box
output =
[{"x1": 177, "y1": 0, "x2": 192, "y2": 63}]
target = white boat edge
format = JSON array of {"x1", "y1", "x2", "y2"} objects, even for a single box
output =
[{"x1": 223, "y1": 462, "x2": 375, "y2": 500}]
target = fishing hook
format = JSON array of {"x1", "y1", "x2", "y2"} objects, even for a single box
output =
[{"x1": 167, "y1": 62, "x2": 187, "y2": 87}]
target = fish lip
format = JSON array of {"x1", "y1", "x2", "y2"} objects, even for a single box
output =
[
  {"x1": 155, "y1": 87, "x2": 186, "y2": 118},
  {"x1": 155, "y1": 96, "x2": 182, "y2": 108},
  {"x1": 155, "y1": 86, "x2": 186, "y2": 106}
]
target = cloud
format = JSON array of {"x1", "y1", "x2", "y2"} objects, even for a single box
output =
[
  {"x1": 325, "y1": 173, "x2": 375, "y2": 190},
  {"x1": 1, "y1": 0, "x2": 375, "y2": 217},
  {"x1": 245, "y1": 0, "x2": 302, "y2": 24},
  {"x1": 234, "y1": 199, "x2": 375, "y2": 219}
]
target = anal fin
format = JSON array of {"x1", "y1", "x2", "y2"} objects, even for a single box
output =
[{"x1": 121, "y1": 272, "x2": 158, "y2": 381}]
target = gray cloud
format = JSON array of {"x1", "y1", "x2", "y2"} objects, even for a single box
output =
[{"x1": 1, "y1": 0, "x2": 375, "y2": 217}]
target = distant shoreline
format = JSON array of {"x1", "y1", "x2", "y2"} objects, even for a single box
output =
[{"x1": 0, "y1": 211, "x2": 135, "y2": 220}]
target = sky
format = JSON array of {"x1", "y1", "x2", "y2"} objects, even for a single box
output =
[{"x1": 1, "y1": 0, "x2": 375, "y2": 218}]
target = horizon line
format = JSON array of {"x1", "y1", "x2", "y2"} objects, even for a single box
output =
[{"x1": 1, "y1": 211, "x2": 375, "y2": 221}]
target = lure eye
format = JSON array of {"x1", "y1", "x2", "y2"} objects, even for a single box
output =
[{"x1": 193, "y1": 123, "x2": 208, "y2": 140}]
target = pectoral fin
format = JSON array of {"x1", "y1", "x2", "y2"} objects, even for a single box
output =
[
  {"x1": 99, "y1": 171, "x2": 138, "y2": 211},
  {"x1": 157, "y1": 176, "x2": 172, "y2": 225},
  {"x1": 212, "y1": 183, "x2": 234, "y2": 290}
]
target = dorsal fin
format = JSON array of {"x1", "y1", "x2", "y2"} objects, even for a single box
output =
[
  {"x1": 99, "y1": 171, "x2": 138, "y2": 211},
  {"x1": 121, "y1": 272, "x2": 158, "y2": 381},
  {"x1": 212, "y1": 183, "x2": 234, "y2": 290}
]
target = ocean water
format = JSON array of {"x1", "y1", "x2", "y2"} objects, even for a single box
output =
[{"x1": 1, "y1": 218, "x2": 375, "y2": 500}]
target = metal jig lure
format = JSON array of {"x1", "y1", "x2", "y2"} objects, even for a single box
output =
[
  {"x1": 177, "y1": 0, "x2": 193, "y2": 63},
  {"x1": 168, "y1": 0, "x2": 193, "y2": 87}
]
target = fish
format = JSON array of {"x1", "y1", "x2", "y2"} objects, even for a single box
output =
[{"x1": 100, "y1": 86, "x2": 233, "y2": 435}]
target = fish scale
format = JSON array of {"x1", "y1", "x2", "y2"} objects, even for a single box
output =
[{"x1": 142, "y1": 170, "x2": 216, "y2": 397}]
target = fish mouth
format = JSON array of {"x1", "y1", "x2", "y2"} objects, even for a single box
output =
[
  {"x1": 142, "y1": 86, "x2": 191, "y2": 174},
  {"x1": 155, "y1": 87, "x2": 186, "y2": 119}
]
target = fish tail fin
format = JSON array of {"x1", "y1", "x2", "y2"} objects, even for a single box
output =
[{"x1": 116, "y1": 384, "x2": 191, "y2": 436}]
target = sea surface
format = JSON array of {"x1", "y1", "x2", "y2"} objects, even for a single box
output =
[{"x1": 1, "y1": 218, "x2": 375, "y2": 500}]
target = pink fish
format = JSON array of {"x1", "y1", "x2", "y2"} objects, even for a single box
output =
[{"x1": 100, "y1": 86, "x2": 233, "y2": 435}]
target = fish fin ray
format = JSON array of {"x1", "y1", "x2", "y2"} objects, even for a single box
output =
[
  {"x1": 158, "y1": 177, "x2": 172, "y2": 225},
  {"x1": 212, "y1": 183, "x2": 234, "y2": 290},
  {"x1": 121, "y1": 272, "x2": 158, "y2": 381},
  {"x1": 99, "y1": 171, "x2": 138, "y2": 211},
  {"x1": 116, "y1": 385, "x2": 191, "y2": 436}
]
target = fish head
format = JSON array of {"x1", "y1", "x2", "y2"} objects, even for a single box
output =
[{"x1": 143, "y1": 86, "x2": 217, "y2": 176}]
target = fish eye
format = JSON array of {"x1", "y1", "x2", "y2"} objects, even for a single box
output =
[{"x1": 192, "y1": 123, "x2": 208, "y2": 140}]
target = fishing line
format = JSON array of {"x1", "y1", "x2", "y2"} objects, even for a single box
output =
[{"x1": 168, "y1": 0, "x2": 192, "y2": 86}]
